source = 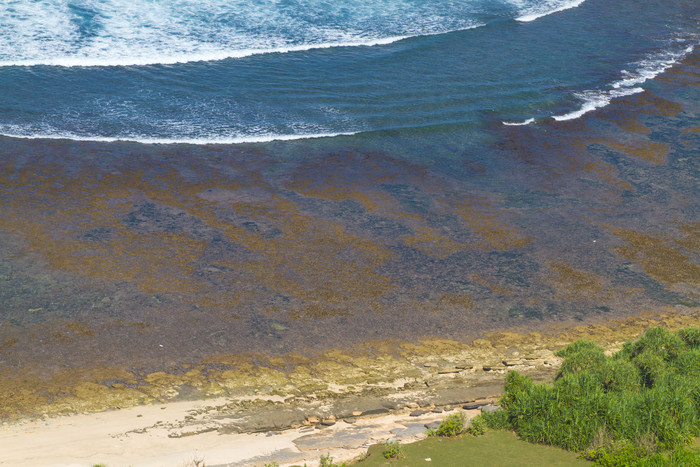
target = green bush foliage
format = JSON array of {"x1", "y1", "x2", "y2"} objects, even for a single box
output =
[
  {"x1": 320, "y1": 453, "x2": 347, "y2": 467},
  {"x1": 436, "y1": 412, "x2": 467, "y2": 437},
  {"x1": 465, "y1": 414, "x2": 486, "y2": 436},
  {"x1": 485, "y1": 327, "x2": 700, "y2": 463},
  {"x1": 381, "y1": 440, "x2": 403, "y2": 459}
]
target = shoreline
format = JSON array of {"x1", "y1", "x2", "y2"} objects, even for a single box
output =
[{"x1": 1, "y1": 305, "x2": 698, "y2": 466}]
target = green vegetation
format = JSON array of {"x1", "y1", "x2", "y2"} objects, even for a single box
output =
[
  {"x1": 481, "y1": 327, "x2": 700, "y2": 465},
  {"x1": 358, "y1": 429, "x2": 589, "y2": 466},
  {"x1": 465, "y1": 414, "x2": 486, "y2": 436},
  {"x1": 431, "y1": 412, "x2": 468, "y2": 437},
  {"x1": 381, "y1": 440, "x2": 403, "y2": 459},
  {"x1": 320, "y1": 453, "x2": 348, "y2": 467}
]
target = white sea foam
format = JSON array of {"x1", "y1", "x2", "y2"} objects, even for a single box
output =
[
  {"x1": 551, "y1": 40, "x2": 696, "y2": 122},
  {"x1": 514, "y1": 0, "x2": 587, "y2": 22},
  {"x1": 502, "y1": 118, "x2": 536, "y2": 126},
  {"x1": 0, "y1": 0, "x2": 485, "y2": 68},
  {"x1": 0, "y1": 36, "x2": 413, "y2": 68},
  {"x1": 0, "y1": 128, "x2": 359, "y2": 145},
  {"x1": 612, "y1": 44, "x2": 695, "y2": 89},
  {"x1": 551, "y1": 87, "x2": 644, "y2": 121},
  {"x1": 0, "y1": 0, "x2": 594, "y2": 68}
]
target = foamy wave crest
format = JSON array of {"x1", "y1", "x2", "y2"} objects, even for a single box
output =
[
  {"x1": 0, "y1": 37, "x2": 411, "y2": 68},
  {"x1": 0, "y1": 0, "x2": 486, "y2": 68},
  {"x1": 552, "y1": 87, "x2": 644, "y2": 121},
  {"x1": 513, "y1": 0, "x2": 587, "y2": 22},
  {"x1": 552, "y1": 39, "x2": 696, "y2": 122},
  {"x1": 503, "y1": 118, "x2": 536, "y2": 126},
  {"x1": 612, "y1": 44, "x2": 695, "y2": 89},
  {"x1": 0, "y1": 128, "x2": 359, "y2": 145}
]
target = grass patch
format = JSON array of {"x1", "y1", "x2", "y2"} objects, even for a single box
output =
[{"x1": 357, "y1": 430, "x2": 589, "y2": 466}]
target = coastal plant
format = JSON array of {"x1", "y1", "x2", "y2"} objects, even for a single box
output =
[
  {"x1": 491, "y1": 327, "x2": 700, "y2": 463},
  {"x1": 381, "y1": 440, "x2": 403, "y2": 459},
  {"x1": 435, "y1": 412, "x2": 467, "y2": 437},
  {"x1": 464, "y1": 414, "x2": 486, "y2": 436},
  {"x1": 319, "y1": 453, "x2": 347, "y2": 467},
  {"x1": 480, "y1": 405, "x2": 510, "y2": 430}
]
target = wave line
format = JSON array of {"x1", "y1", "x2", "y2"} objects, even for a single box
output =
[
  {"x1": 516, "y1": 0, "x2": 587, "y2": 22},
  {"x1": 0, "y1": 23, "x2": 489, "y2": 68},
  {"x1": 0, "y1": 129, "x2": 360, "y2": 145}
]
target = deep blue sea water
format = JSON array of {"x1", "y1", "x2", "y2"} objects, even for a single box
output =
[{"x1": 1, "y1": 0, "x2": 698, "y2": 147}]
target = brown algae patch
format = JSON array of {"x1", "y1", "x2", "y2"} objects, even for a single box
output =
[
  {"x1": 601, "y1": 140, "x2": 669, "y2": 165},
  {"x1": 598, "y1": 92, "x2": 683, "y2": 135},
  {"x1": 548, "y1": 262, "x2": 605, "y2": 301},
  {"x1": 612, "y1": 227, "x2": 700, "y2": 289},
  {"x1": 0, "y1": 157, "x2": 399, "y2": 318},
  {"x1": 2, "y1": 307, "x2": 699, "y2": 421}
]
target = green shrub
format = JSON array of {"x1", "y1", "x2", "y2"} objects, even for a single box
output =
[
  {"x1": 555, "y1": 340, "x2": 607, "y2": 379},
  {"x1": 381, "y1": 440, "x2": 403, "y2": 459},
  {"x1": 590, "y1": 443, "x2": 636, "y2": 466},
  {"x1": 465, "y1": 414, "x2": 486, "y2": 436},
  {"x1": 676, "y1": 328, "x2": 700, "y2": 349},
  {"x1": 319, "y1": 453, "x2": 347, "y2": 467},
  {"x1": 494, "y1": 327, "x2": 700, "y2": 463},
  {"x1": 618, "y1": 327, "x2": 685, "y2": 363},
  {"x1": 595, "y1": 357, "x2": 640, "y2": 393},
  {"x1": 481, "y1": 405, "x2": 510, "y2": 430},
  {"x1": 436, "y1": 412, "x2": 467, "y2": 437}
]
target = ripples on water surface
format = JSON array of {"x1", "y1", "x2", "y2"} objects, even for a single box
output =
[{"x1": 0, "y1": 0, "x2": 697, "y2": 143}]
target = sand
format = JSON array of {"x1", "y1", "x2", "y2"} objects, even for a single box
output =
[{"x1": 0, "y1": 395, "x2": 474, "y2": 467}]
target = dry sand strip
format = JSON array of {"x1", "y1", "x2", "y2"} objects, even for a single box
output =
[{"x1": 0, "y1": 392, "x2": 496, "y2": 467}]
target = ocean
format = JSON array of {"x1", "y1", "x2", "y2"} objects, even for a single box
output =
[
  {"x1": 1, "y1": 0, "x2": 697, "y2": 145},
  {"x1": 0, "y1": 0, "x2": 698, "y2": 414}
]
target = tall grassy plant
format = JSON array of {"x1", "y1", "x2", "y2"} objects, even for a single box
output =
[{"x1": 489, "y1": 327, "x2": 700, "y2": 462}]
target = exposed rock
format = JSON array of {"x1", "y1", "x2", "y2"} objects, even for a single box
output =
[
  {"x1": 437, "y1": 368, "x2": 461, "y2": 374},
  {"x1": 424, "y1": 421, "x2": 442, "y2": 431},
  {"x1": 463, "y1": 401, "x2": 489, "y2": 410},
  {"x1": 503, "y1": 360, "x2": 522, "y2": 367},
  {"x1": 409, "y1": 410, "x2": 428, "y2": 417},
  {"x1": 455, "y1": 364, "x2": 473, "y2": 370},
  {"x1": 480, "y1": 404, "x2": 500, "y2": 413},
  {"x1": 360, "y1": 407, "x2": 390, "y2": 416}
]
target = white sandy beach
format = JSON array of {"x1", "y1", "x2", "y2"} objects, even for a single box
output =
[{"x1": 0, "y1": 395, "x2": 476, "y2": 467}]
